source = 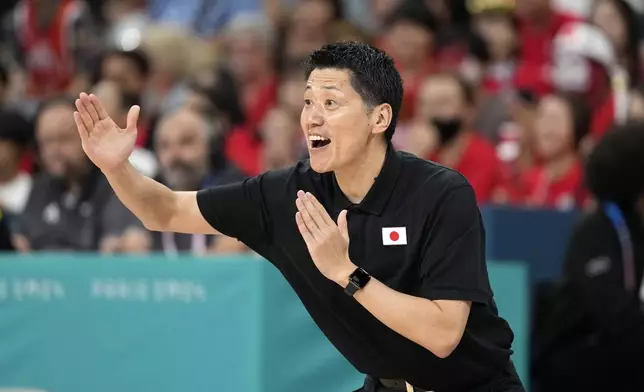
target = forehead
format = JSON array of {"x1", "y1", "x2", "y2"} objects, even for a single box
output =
[
  {"x1": 421, "y1": 76, "x2": 462, "y2": 98},
  {"x1": 306, "y1": 68, "x2": 355, "y2": 92},
  {"x1": 37, "y1": 105, "x2": 74, "y2": 135},
  {"x1": 157, "y1": 110, "x2": 207, "y2": 140}
]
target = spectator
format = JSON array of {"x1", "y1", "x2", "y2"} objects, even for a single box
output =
[
  {"x1": 139, "y1": 24, "x2": 193, "y2": 119},
  {"x1": 407, "y1": 73, "x2": 500, "y2": 203},
  {"x1": 223, "y1": 13, "x2": 278, "y2": 131},
  {"x1": 514, "y1": 0, "x2": 578, "y2": 96},
  {"x1": 154, "y1": 106, "x2": 247, "y2": 255},
  {"x1": 2, "y1": 0, "x2": 98, "y2": 102},
  {"x1": 379, "y1": 1, "x2": 437, "y2": 122},
  {"x1": 628, "y1": 85, "x2": 644, "y2": 119},
  {"x1": 590, "y1": 0, "x2": 640, "y2": 85},
  {"x1": 260, "y1": 107, "x2": 304, "y2": 171},
  {"x1": 519, "y1": 93, "x2": 590, "y2": 210},
  {"x1": 92, "y1": 49, "x2": 150, "y2": 98},
  {"x1": 535, "y1": 121, "x2": 644, "y2": 392},
  {"x1": 0, "y1": 110, "x2": 32, "y2": 216},
  {"x1": 551, "y1": 22, "x2": 628, "y2": 146},
  {"x1": 13, "y1": 96, "x2": 149, "y2": 252}
]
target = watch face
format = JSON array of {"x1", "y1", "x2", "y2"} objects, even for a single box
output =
[{"x1": 351, "y1": 268, "x2": 371, "y2": 287}]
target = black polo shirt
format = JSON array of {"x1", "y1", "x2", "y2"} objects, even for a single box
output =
[{"x1": 197, "y1": 145, "x2": 515, "y2": 391}]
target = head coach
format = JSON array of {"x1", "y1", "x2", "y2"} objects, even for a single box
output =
[{"x1": 73, "y1": 41, "x2": 524, "y2": 392}]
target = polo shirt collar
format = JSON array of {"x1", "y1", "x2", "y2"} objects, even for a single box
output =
[{"x1": 331, "y1": 142, "x2": 402, "y2": 215}]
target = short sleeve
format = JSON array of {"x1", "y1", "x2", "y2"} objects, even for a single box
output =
[
  {"x1": 197, "y1": 170, "x2": 287, "y2": 251},
  {"x1": 417, "y1": 184, "x2": 492, "y2": 304}
]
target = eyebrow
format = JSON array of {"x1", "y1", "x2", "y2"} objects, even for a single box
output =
[{"x1": 305, "y1": 85, "x2": 341, "y2": 92}]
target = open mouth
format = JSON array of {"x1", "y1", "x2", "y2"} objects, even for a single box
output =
[{"x1": 309, "y1": 135, "x2": 331, "y2": 149}]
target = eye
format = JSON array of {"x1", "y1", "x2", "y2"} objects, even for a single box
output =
[
  {"x1": 325, "y1": 99, "x2": 337, "y2": 108},
  {"x1": 304, "y1": 99, "x2": 312, "y2": 106}
]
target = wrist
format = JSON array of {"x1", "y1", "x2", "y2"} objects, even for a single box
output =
[
  {"x1": 334, "y1": 259, "x2": 358, "y2": 287},
  {"x1": 101, "y1": 162, "x2": 131, "y2": 179}
]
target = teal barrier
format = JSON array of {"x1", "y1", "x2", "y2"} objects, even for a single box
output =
[{"x1": 0, "y1": 255, "x2": 528, "y2": 391}]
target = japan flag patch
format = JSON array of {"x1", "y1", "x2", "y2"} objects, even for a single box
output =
[{"x1": 382, "y1": 227, "x2": 407, "y2": 246}]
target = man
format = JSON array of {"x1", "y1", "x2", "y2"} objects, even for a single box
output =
[
  {"x1": 408, "y1": 73, "x2": 500, "y2": 204},
  {"x1": 154, "y1": 106, "x2": 246, "y2": 255},
  {"x1": 14, "y1": 96, "x2": 148, "y2": 253},
  {"x1": 73, "y1": 42, "x2": 523, "y2": 391}
]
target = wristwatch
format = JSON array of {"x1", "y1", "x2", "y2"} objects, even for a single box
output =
[{"x1": 344, "y1": 267, "x2": 371, "y2": 296}]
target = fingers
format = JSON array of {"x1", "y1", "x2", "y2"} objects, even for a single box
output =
[
  {"x1": 296, "y1": 195, "x2": 322, "y2": 237},
  {"x1": 337, "y1": 210, "x2": 349, "y2": 242},
  {"x1": 80, "y1": 93, "x2": 100, "y2": 122},
  {"x1": 126, "y1": 105, "x2": 141, "y2": 132},
  {"x1": 89, "y1": 93, "x2": 109, "y2": 120},
  {"x1": 306, "y1": 191, "x2": 336, "y2": 226},
  {"x1": 296, "y1": 212, "x2": 316, "y2": 245},
  {"x1": 73, "y1": 111, "x2": 89, "y2": 142},
  {"x1": 297, "y1": 191, "x2": 333, "y2": 230},
  {"x1": 75, "y1": 98, "x2": 94, "y2": 132}
]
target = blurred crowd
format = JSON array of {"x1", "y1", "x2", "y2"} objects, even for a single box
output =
[{"x1": 0, "y1": 0, "x2": 642, "y2": 253}]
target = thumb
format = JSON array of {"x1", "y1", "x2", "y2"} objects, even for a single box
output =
[
  {"x1": 126, "y1": 105, "x2": 141, "y2": 132},
  {"x1": 337, "y1": 210, "x2": 349, "y2": 241}
]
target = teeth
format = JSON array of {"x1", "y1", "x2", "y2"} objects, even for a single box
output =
[{"x1": 308, "y1": 135, "x2": 329, "y2": 141}]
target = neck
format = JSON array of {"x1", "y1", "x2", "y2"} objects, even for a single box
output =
[
  {"x1": 334, "y1": 138, "x2": 388, "y2": 204},
  {"x1": 544, "y1": 151, "x2": 576, "y2": 180}
]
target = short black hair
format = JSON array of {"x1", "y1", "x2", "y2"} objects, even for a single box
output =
[
  {"x1": 34, "y1": 94, "x2": 76, "y2": 124},
  {"x1": 91, "y1": 49, "x2": 150, "y2": 86},
  {"x1": 303, "y1": 41, "x2": 404, "y2": 141},
  {"x1": 0, "y1": 110, "x2": 32, "y2": 146},
  {"x1": 586, "y1": 121, "x2": 644, "y2": 204}
]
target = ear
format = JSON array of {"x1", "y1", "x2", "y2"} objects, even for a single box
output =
[{"x1": 369, "y1": 103, "x2": 393, "y2": 137}]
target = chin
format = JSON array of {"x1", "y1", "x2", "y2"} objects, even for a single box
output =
[{"x1": 309, "y1": 157, "x2": 334, "y2": 173}]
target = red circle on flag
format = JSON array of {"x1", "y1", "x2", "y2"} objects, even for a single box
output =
[{"x1": 389, "y1": 231, "x2": 399, "y2": 242}]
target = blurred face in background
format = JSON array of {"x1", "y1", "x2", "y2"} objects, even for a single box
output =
[
  {"x1": 101, "y1": 53, "x2": 147, "y2": 96},
  {"x1": 36, "y1": 104, "x2": 88, "y2": 180},
  {"x1": 226, "y1": 28, "x2": 272, "y2": 84},
  {"x1": 371, "y1": 0, "x2": 404, "y2": 24},
  {"x1": 262, "y1": 108, "x2": 302, "y2": 170},
  {"x1": 474, "y1": 13, "x2": 516, "y2": 61},
  {"x1": 418, "y1": 75, "x2": 470, "y2": 144},
  {"x1": 385, "y1": 21, "x2": 433, "y2": 66},
  {"x1": 628, "y1": 89, "x2": 644, "y2": 119},
  {"x1": 592, "y1": 0, "x2": 628, "y2": 54},
  {"x1": 279, "y1": 73, "x2": 306, "y2": 118},
  {"x1": 155, "y1": 109, "x2": 210, "y2": 191},
  {"x1": 292, "y1": 0, "x2": 335, "y2": 36},
  {"x1": 534, "y1": 95, "x2": 575, "y2": 160}
]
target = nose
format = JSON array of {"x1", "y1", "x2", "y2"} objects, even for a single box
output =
[{"x1": 304, "y1": 105, "x2": 324, "y2": 129}]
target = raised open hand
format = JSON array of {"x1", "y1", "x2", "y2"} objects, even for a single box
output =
[{"x1": 73, "y1": 92, "x2": 140, "y2": 173}]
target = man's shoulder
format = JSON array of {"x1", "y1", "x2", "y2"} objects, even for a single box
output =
[{"x1": 396, "y1": 150, "x2": 471, "y2": 193}]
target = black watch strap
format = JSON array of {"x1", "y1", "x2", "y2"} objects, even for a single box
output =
[{"x1": 344, "y1": 267, "x2": 371, "y2": 296}]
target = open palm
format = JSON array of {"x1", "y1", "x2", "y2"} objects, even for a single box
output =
[{"x1": 73, "y1": 93, "x2": 140, "y2": 172}]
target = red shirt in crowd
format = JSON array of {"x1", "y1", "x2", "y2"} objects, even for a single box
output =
[
  {"x1": 520, "y1": 160, "x2": 588, "y2": 210},
  {"x1": 12, "y1": 0, "x2": 87, "y2": 98},
  {"x1": 515, "y1": 11, "x2": 579, "y2": 96},
  {"x1": 430, "y1": 133, "x2": 500, "y2": 204},
  {"x1": 590, "y1": 94, "x2": 615, "y2": 141},
  {"x1": 243, "y1": 78, "x2": 278, "y2": 134},
  {"x1": 224, "y1": 125, "x2": 262, "y2": 176}
]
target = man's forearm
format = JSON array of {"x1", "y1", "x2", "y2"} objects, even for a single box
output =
[
  {"x1": 103, "y1": 163, "x2": 177, "y2": 231},
  {"x1": 338, "y1": 274, "x2": 469, "y2": 358}
]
